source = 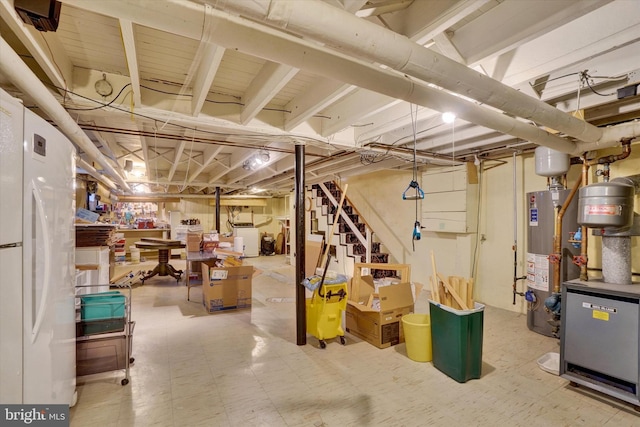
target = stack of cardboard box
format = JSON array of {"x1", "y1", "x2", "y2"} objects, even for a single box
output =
[{"x1": 201, "y1": 260, "x2": 254, "y2": 313}]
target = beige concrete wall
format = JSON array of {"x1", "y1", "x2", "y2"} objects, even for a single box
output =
[
  {"x1": 163, "y1": 197, "x2": 287, "y2": 238},
  {"x1": 342, "y1": 144, "x2": 639, "y2": 313},
  {"x1": 343, "y1": 170, "x2": 476, "y2": 296}
]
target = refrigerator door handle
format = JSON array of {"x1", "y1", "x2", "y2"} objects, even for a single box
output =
[{"x1": 30, "y1": 182, "x2": 51, "y2": 342}]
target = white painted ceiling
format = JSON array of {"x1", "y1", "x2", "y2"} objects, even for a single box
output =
[{"x1": 1, "y1": 0, "x2": 639, "y2": 197}]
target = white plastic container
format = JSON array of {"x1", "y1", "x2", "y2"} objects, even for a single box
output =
[
  {"x1": 129, "y1": 246, "x2": 140, "y2": 264},
  {"x1": 537, "y1": 352, "x2": 559, "y2": 375}
]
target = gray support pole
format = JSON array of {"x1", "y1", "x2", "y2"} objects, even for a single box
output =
[
  {"x1": 295, "y1": 144, "x2": 306, "y2": 345},
  {"x1": 215, "y1": 186, "x2": 221, "y2": 233}
]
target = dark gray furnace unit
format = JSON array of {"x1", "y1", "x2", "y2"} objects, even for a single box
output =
[{"x1": 560, "y1": 178, "x2": 640, "y2": 408}]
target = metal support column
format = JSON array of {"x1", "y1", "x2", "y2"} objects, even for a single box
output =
[
  {"x1": 295, "y1": 144, "x2": 306, "y2": 345},
  {"x1": 215, "y1": 186, "x2": 221, "y2": 233}
]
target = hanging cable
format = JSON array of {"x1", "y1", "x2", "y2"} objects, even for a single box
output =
[
  {"x1": 408, "y1": 104, "x2": 422, "y2": 251},
  {"x1": 179, "y1": 129, "x2": 196, "y2": 193}
]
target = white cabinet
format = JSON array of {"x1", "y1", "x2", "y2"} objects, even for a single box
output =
[{"x1": 421, "y1": 163, "x2": 479, "y2": 233}]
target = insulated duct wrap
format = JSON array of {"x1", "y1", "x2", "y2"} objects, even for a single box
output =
[{"x1": 602, "y1": 236, "x2": 632, "y2": 285}]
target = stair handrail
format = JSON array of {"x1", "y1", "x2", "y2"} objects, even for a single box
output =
[{"x1": 317, "y1": 182, "x2": 372, "y2": 263}]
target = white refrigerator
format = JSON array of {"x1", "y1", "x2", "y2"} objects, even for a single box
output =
[{"x1": 0, "y1": 89, "x2": 77, "y2": 405}]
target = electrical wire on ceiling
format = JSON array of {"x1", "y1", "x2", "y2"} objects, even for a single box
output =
[
  {"x1": 355, "y1": 108, "x2": 444, "y2": 148},
  {"x1": 138, "y1": 83, "x2": 293, "y2": 113},
  {"x1": 156, "y1": 2, "x2": 215, "y2": 132},
  {"x1": 153, "y1": 125, "x2": 159, "y2": 192},
  {"x1": 579, "y1": 70, "x2": 622, "y2": 97},
  {"x1": 64, "y1": 82, "x2": 131, "y2": 111},
  {"x1": 357, "y1": 111, "x2": 445, "y2": 168},
  {"x1": 178, "y1": 129, "x2": 197, "y2": 193},
  {"x1": 44, "y1": 82, "x2": 336, "y2": 149},
  {"x1": 529, "y1": 69, "x2": 630, "y2": 97},
  {"x1": 406, "y1": 103, "x2": 424, "y2": 251},
  {"x1": 40, "y1": 31, "x2": 67, "y2": 94}
]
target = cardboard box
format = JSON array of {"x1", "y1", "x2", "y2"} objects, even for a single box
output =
[
  {"x1": 186, "y1": 232, "x2": 202, "y2": 251},
  {"x1": 202, "y1": 241, "x2": 218, "y2": 252},
  {"x1": 346, "y1": 282, "x2": 415, "y2": 348},
  {"x1": 187, "y1": 232, "x2": 202, "y2": 241},
  {"x1": 345, "y1": 263, "x2": 415, "y2": 349},
  {"x1": 201, "y1": 261, "x2": 253, "y2": 313},
  {"x1": 305, "y1": 234, "x2": 324, "y2": 277}
]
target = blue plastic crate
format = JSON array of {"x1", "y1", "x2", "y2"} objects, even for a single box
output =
[{"x1": 81, "y1": 291, "x2": 125, "y2": 321}]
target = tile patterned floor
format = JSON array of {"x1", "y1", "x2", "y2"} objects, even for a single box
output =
[{"x1": 70, "y1": 255, "x2": 639, "y2": 426}]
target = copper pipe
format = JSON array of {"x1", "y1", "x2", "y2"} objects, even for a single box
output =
[
  {"x1": 552, "y1": 175, "x2": 582, "y2": 293},
  {"x1": 580, "y1": 159, "x2": 590, "y2": 280},
  {"x1": 579, "y1": 140, "x2": 632, "y2": 280},
  {"x1": 589, "y1": 139, "x2": 632, "y2": 165}
]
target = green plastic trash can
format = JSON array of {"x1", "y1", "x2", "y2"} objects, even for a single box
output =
[
  {"x1": 429, "y1": 300, "x2": 484, "y2": 383},
  {"x1": 401, "y1": 313, "x2": 432, "y2": 362}
]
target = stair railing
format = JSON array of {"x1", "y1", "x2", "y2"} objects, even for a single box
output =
[{"x1": 317, "y1": 182, "x2": 373, "y2": 263}]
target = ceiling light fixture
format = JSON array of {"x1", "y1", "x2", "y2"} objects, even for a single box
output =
[
  {"x1": 244, "y1": 151, "x2": 271, "y2": 170},
  {"x1": 442, "y1": 112, "x2": 456, "y2": 124}
]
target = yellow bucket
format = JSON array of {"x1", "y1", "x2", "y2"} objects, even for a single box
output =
[{"x1": 402, "y1": 313, "x2": 432, "y2": 362}]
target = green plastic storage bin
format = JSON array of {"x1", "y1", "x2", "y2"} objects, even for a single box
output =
[
  {"x1": 429, "y1": 300, "x2": 484, "y2": 383},
  {"x1": 81, "y1": 291, "x2": 125, "y2": 321}
]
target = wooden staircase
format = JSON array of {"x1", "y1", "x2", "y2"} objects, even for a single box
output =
[{"x1": 310, "y1": 182, "x2": 398, "y2": 279}]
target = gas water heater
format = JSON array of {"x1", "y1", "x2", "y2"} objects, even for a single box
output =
[{"x1": 526, "y1": 147, "x2": 580, "y2": 337}]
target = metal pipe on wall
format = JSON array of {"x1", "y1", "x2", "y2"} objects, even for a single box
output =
[
  {"x1": 512, "y1": 151, "x2": 523, "y2": 304},
  {"x1": 294, "y1": 144, "x2": 306, "y2": 346}
]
